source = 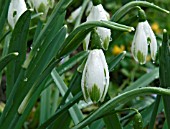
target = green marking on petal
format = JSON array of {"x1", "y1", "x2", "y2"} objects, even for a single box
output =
[
  {"x1": 83, "y1": 69, "x2": 89, "y2": 99},
  {"x1": 137, "y1": 50, "x2": 145, "y2": 64},
  {"x1": 89, "y1": 84, "x2": 101, "y2": 103},
  {"x1": 84, "y1": 85, "x2": 89, "y2": 100},
  {"x1": 101, "y1": 84, "x2": 107, "y2": 102},
  {"x1": 103, "y1": 36, "x2": 110, "y2": 50},
  {"x1": 38, "y1": 3, "x2": 46, "y2": 13},
  {"x1": 147, "y1": 37, "x2": 151, "y2": 44},
  {"x1": 104, "y1": 68, "x2": 106, "y2": 77}
]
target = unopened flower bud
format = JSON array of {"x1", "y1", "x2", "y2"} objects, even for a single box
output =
[{"x1": 81, "y1": 49, "x2": 109, "y2": 103}]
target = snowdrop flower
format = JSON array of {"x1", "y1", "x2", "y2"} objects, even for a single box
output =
[
  {"x1": 85, "y1": 4, "x2": 111, "y2": 50},
  {"x1": 28, "y1": 0, "x2": 54, "y2": 20},
  {"x1": 131, "y1": 21, "x2": 157, "y2": 64},
  {"x1": 8, "y1": 0, "x2": 27, "y2": 29},
  {"x1": 81, "y1": 49, "x2": 109, "y2": 103},
  {"x1": 67, "y1": 6, "x2": 82, "y2": 23}
]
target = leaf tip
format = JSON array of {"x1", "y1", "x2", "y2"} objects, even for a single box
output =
[{"x1": 14, "y1": 52, "x2": 19, "y2": 56}]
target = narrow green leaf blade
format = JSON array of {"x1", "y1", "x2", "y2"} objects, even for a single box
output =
[
  {"x1": 6, "y1": 10, "x2": 31, "y2": 98},
  {"x1": 0, "y1": 52, "x2": 18, "y2": 72}
]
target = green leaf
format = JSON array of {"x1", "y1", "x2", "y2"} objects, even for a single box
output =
[
  {"x1": 159, "y1": 29, "x2": 170, "y2": 129},
  {"x1": 49, "y1": 111, "x2": 71, "y2": 129},
  {"x1": 90, "y1": 119, "x2": 104, "y2": 129},
  {"x1": 59, "y1": 21, "x2": 134, "y2": 57},
  {"x1": 0, "y1": 0, "x2": 10, "y2": 37},
  {"x1": 108, "y1": 51, "x2": 126, "y2": 72},
  {"x1": 103, "y1": 114, "x2": 123, "y2": 129},
  {"x1": 56, "y1": 51, "x2": 88, "y2": 75},
  {"x1": 38, "y1": 92, "x2": 83, "y2": 129},
  {"x1": 40, "y1": 85, "x2": 52, "y2": 124},
  {"x1": 6, "y1": 10, "x2": 31, "y2": 98},
  {"x1": 72, "y1": 87, "x2": 170, "y2": 129},
  {"x1": 122, "y1": 68, "x2": 159, "y2": 93},
  {"x1": 0, "y1": 52, "x2": 18, "y2": 72},
  {"x1": 51, "y1": 70, "x2": 89, "y2": 129}
]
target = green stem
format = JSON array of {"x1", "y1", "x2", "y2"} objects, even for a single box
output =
[
  {"x1": 111, "y1": 1, "x2": 169, "y2": 22},
  {"x1": 72, "y1": 87, "x2": 170, "y2": 129},
  {"x1": 92, "y1": 0, "x2": 101, "y2": 6}
]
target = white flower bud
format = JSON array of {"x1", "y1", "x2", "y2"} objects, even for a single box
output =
[
  {"x1": 8, "y1": 0, "x2": 27, "y2": 29},
  {"x1": 85, "y1": 4, "x2": 111, "y2": 50},
  {"x1": 27, "y1": 0, "x2": 54, "y2": 20},
  {"x1": 131, "y1": 21, "x2": 157, "y2": 64},
  {"x1": 81, "y1": 49, "x2": 109, "y2": 103}
]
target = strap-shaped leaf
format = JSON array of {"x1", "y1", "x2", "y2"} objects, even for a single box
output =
[
  {"x1": 6, "y1": 10, "x2": 31, "y2": 98},
  {"x1": 0, "y1": 52, "x2": 18, "y2": 72},
  {"x1": 72, "y1": 87, "x2": 170, "y2": 129}
]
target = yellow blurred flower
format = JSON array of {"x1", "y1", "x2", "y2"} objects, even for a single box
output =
[
  {"x1": 112, "y1": 45, "x2": 125, "y2": 55},
  {"x1": 151, "y1": 22, "x2": 161, "y2": 34}
]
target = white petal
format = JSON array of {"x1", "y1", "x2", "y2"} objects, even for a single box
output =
[
  {"x1": 84, "y1": 33, "x2": 91, "y2": 51},
  {"x1": 67, "y1": 6, "x2": 82, "y2": 23},
  {"x1": 86, "y1": 4, "x2": 111, "y2": 50},
  {"x1": 131, "y1": 22, "x2": 148, "y2": 64},
  {"x1": 96, "y1": 27, "x2": 111, "y2": 50},
  {"x1": 98, "y1": 50, "x2": 109, "y2": 101},
  {"x1": 149, "y1": 31, "x2": 157, "y2": 61},
  {"x1": 143, "y1": 21, "x2": 157, "y2": 61},
  {"x1": 8, "y1": 0, "x2": 27, "y2": 29},
  {"x1": 87, "y1": 4, "x2": 109, "y2": 21}
]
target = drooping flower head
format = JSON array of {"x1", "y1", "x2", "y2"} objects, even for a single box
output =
[
  {"x1": 85, "y1": 4, "x2": 111, "y2": 50},
  {"x1": 81, "y1": 49, "x2": 109, "y2": 103},
  {"x1": 8, "y1": 0, "x2": 27, "y2": 29},
  {"x1": 27, "y1": 0, "x2": 54, "y2": 20},
  {"x1": 131, "y1": 21, "x2": 157, "y2": 64}
]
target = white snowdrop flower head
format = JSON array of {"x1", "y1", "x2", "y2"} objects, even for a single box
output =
[
  {"x1": 81, "y1": 49, "x2": 109, "y2": 103},
  {"x1": 85, "y1": 4, "x2": 111, "y2": 50},
  {"x1": 27, "y1": 0, "x2": 54, "y2": 20},
  {"x1": 131, "y1": 21, "x2": 157, "y2": 64},
  {"x1": 8, "y1": 0, "x2": 27, "y2": 29}
]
